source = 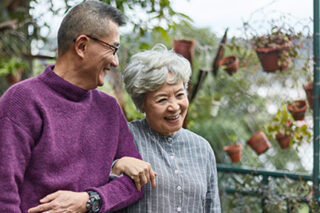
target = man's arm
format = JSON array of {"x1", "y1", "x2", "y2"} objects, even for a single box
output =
[
  {"x1": 0, "y1": 117, "x2": 34, "y2": 212},
  {"x1": 85, "y1": 107, "x2": 144, "y2": 212}
]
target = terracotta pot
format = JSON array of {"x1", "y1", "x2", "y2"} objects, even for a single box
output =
[
  {"x1": 224, "y1": 144, "x2": 243, "y2": 162},
  {"x1": 219, "y1": 55, "x2": 239, "y2": 76},
  {"x1": 173, "y1": 39, "x2": 195, "y2": 66},
  {"x1": 304, "y1": 82, "x2": 313, "y2": 109},
  {"x1": 247, "y1": 131, "x2": 272, "y2": 155},
  {"x1": 287, "y1": 100, "x2": 307, "y2": 121},
  {"x1": 6, "y1": 69, "x2": 23, "y2": 84},
  {"x1": 254, "y1": 42, "x2": 291, "y2": 73},
  {"x1": 275, "y1": 133, "x2": 291, "y2": 149}
]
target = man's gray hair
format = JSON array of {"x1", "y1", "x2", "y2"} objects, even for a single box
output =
[
  {"x1": 123, "y1": 43, "x2": 192, "y2": 112},
  {"x1": 57, "y1": 0, "x2": 125, "y2": 55}
]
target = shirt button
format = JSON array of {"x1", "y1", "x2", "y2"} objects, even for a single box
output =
[
  {"x1": 175, "y1": 170, "x2": 179, "y2": 174},
  {"x1": 177, "y1": 207, "x2": 182, "y2": 212},
  {"x1": 177, "y1": 185, "x2": 182, "y2": 190}
]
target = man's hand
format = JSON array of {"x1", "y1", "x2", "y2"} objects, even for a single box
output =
[
  {"x1": 112, "y1": 157, "x2": 157, "y2": 191},
  {"x1": 28, "y1": 190, "x2": 89, "y2": 213}
]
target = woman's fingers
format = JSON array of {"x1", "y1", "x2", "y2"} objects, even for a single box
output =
[{"x1": 150, "y1": 170, "x2": 157, "y2": 188}]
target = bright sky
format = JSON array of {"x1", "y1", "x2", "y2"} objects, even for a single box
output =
[
  {"x1": 31, "y1": 0, "x2": 314, "y2": 55},
  {"x1": 172, "y1": 0, "x2": 313, "y2": 36}
]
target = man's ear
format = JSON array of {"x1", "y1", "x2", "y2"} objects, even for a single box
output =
[{"x1": 74, "y1": 35, "x2": 89, "y2": 59}]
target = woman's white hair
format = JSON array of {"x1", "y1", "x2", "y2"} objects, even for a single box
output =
[{"x1": 123, "y1": 43, "x2": 192, "y2": 112}]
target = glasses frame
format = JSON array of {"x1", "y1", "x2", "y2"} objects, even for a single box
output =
[{"x1": 85, "y1": 35, "x2": 119, "y2": 55}]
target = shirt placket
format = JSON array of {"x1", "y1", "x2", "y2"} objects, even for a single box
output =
[{"x1": 167, "y1": 136, "x2": 183, "y2": 212}]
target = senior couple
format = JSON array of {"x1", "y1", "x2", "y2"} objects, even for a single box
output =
[{"x1": 0, "y1": 1, "x2": 220, "y2": 212}]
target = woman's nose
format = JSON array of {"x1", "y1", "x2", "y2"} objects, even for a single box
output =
[{"x1": 168, "y1": 101, "x2": 180, "y2": 111}]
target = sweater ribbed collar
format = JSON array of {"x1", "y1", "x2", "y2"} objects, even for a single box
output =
[{"x1": 38, "y1": 65, "x2": 89, "y2": 102}]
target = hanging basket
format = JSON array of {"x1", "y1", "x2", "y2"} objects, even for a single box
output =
[
  {"x1": 287, "y1": 100, "x2": 307, "y2": 121},
  {"x1": 173, "y1": 39, "x2": 195, "y2": 66},
  {"x1": 6, "y1": 69, "x2": 23, "y2": 85},
  {"x1": 275, "y1": 133, "x2": 291, "y2": 149},
  {"x1": 304, "y1": 82, "x2": 313, "y2": 109},
  {"x1": 219, "y1": 55, "x2": 239, "y2": 76},
  {"x1": 254, "y1": 42, "x2": 291, "y2": 73},
  {"x1": 224, "y1": 144, "x2": 243, "y2": 162},
  {"x1": 247, "y1": 131, "x2": 272, "y2": 155}
]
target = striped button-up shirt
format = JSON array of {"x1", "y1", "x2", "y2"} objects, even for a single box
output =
[{"x1": 118, "y1": 118, "x2": 221, "y2": 213}]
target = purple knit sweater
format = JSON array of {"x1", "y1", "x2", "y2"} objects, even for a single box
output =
[{"x1": 0, "y1": 65, "x2": 143, "y2": 212}]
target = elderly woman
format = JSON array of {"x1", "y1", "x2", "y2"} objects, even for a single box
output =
[{"x1": 112, "y1": 44, "x2": 221, "y2": 212}]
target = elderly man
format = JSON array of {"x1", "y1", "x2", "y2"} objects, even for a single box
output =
[{"x1": 0, "y1": 1, "x2": 155, "y2": 212}]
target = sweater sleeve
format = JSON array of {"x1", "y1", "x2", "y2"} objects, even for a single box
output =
[
  {"x1": 86, "y1": 105, "x2": 143, "y2": 212},
  {"x1": 0, "y1": 117, "x2": 34, "y2": 212}
]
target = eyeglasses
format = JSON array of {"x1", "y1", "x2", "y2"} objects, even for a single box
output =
[{"x1": 86, "y1": 35, "x2": 119, "y2": 55}]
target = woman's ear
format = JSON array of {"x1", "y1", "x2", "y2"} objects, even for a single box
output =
[{"x1": 74, "y1": 35, "x2": 89, "y2": 59}]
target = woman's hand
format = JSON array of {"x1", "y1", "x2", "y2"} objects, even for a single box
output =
[
  {"x1": 27, "y1": 190, "x2": 89, "y2": 213},
  {"x1": 112, "y1": 157, "x2": 157, "y2": 191}
]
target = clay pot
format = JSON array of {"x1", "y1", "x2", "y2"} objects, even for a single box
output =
[
  {"x1": 219, "y1": 55, "x2": 239, "y2": 76},
  {"x1": 287, "y1": 100, "x2": 307, "y2": 121},
  {"x1": 173, "y1": 39, "x2": 195, "y2": 66},
  {"x1": 224, "y1": 144, "x2": 243, "y2": 162},
  {"x1": 275, "y1": 133, "x2": 291, "y2": 149},
  {"x1": 6, "y1": 69, "x2": 23, "y2": 84},
  {"x1": 247, "y1": 131, "x2": 272, "y2": 155},
  {"x1": 304, "y1": 82, "x2": 313, "y2": 109},
  {"x1": 254, "y1": 42, "x2": 291, "y2": 73}
]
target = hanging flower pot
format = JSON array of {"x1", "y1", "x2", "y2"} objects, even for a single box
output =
[
  {"x1": 173, "y1": 39, "x2": 195, "y2": 66},
  {"x1": 247, "y1": 131, "x2": 272, "y2": 155},
  {"x1": 287, "y1": 100, "x2": 307, "y2": 121},
  {"x1": 219, "y1": 55, "x2": 239, "y2": 76},
  {"x1": 6, "y1": 68, "x2": 23, "y2": 84},
  {"x1": 254, "y1": 42, "x2": 291, "y2": 73},
  {"x1": 304, "y1": 82, "x2": 313, "y2": 109},
  {"x1": 275, "y1": 132, "x2": 291, "y2": 149},
  {"x1": 223, "y1": 144, "x2": 243, "y2": 163}
]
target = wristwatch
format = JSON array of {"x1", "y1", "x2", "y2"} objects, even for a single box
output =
[{"x1": 86, "y1": 190, "x2": 101, "y2": 213}]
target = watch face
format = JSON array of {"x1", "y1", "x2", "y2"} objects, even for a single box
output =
[
  {"x1": 86, "y1": 191, "x2": 101, "y2": 213},
  {"x1": 92, "y1": 201, "x2": 100, "y2": 212}
]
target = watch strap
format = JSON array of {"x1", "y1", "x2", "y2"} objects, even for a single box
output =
[{"x1": 86, "y1": 190, "x2": 101, "y2": 213}]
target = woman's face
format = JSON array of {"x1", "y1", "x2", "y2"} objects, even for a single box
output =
[{"x1": 143, "y1": 77, "x2": 189, "y2": 136}]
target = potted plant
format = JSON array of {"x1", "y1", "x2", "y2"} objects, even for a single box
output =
[
  {"x1": 0, "y1": 57, "x2": 27, "y2": 84},
  {"x1": 304, "y1": 82, "x2": 313, "y2": 108},
  {"x1": 219, "y1": 55, "x2": 239, "y2": 76},
  {"x1": 287, "y1": 100, "x2": 307, "y2": 121},
  {"x1": 266, "y1": 105, "x2": 294, "y2": 149},
  {"x1": 173, "y1": 39, "x2": 195, "y2": 66},
  {"x1": 223, "y1": 135, "x2": 243, "y2": 163},
  {"x1": 267, "y1": 105, "x2": 312, "y2": 149},
  {"x1": 252, "y1": 26, "x2": 301, "y2": 73},
  {"x1": 247, "y1": 131, "x2": 272, "y2": 155}
]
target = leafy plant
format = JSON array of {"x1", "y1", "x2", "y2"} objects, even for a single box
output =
[
  {"x1": 0, "y1": 57, "x2": 27, "y2": 77},
  {"x1": 252, "y1": 25, "x2": 303, "y2": 66},
  {"x1": 266, "y1": 105, "x2": 312, "y2": 148}
]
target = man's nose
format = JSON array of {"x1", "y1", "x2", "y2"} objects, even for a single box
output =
[{"x1": 111, "y1": 53, "x2": 119, "y2": 67}]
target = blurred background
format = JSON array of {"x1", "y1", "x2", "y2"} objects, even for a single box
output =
[{"x1": 0, "y1": 0, "x2": 316, "y2": 212}]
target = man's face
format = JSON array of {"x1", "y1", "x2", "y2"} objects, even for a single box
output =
[{"x1": 85, "y1": 20, "x2": 120, "y2": 88}]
